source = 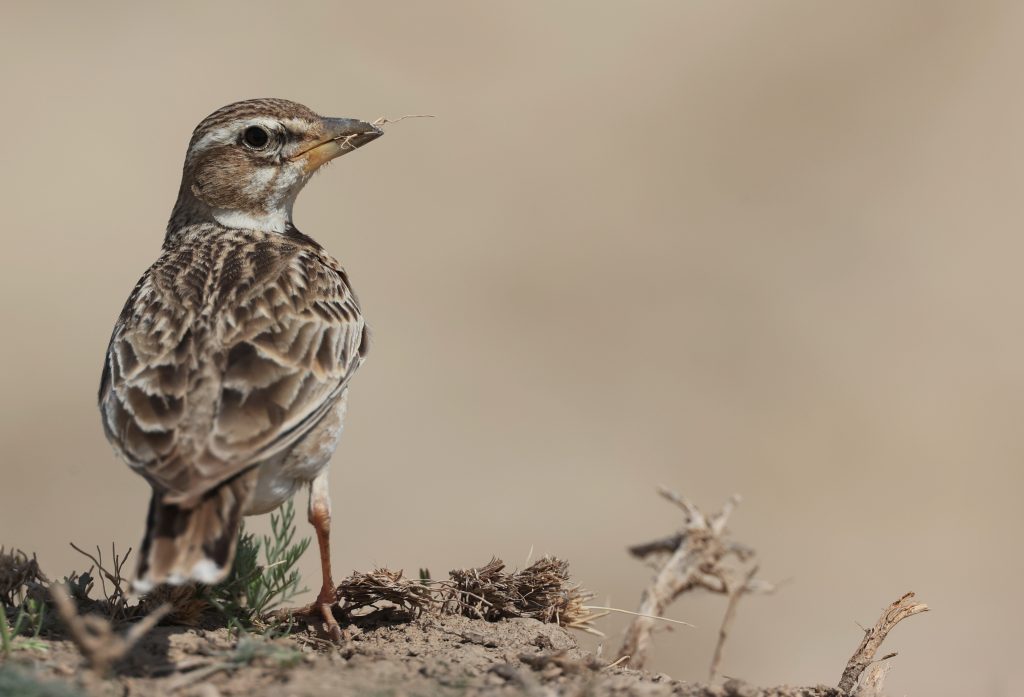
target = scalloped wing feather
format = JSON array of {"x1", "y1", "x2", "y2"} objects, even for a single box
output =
[{"x1": 99, "y1": 228, "x2": 366, "y2": 505}]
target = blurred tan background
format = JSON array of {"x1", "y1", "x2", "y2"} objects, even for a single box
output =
[{"x1": 2, "y1": 1, "x2": 1023, "y2": 694}]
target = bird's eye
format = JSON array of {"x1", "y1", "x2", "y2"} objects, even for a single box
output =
[{"x1": 242, "y1": 126, "x2": 270, "y2": 150}]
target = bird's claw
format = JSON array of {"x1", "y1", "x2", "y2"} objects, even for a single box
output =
[{"x1": 271, "y1": 588, "x2": 343, "y2": 642}]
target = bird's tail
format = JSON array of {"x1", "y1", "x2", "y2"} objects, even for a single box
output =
[{"x1": 133, "y1": 472, "x2": 256, "y2": 592}]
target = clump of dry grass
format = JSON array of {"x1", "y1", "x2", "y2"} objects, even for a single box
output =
[
  {"x1": 0, "y1": 548, "x2": 48, "y2": 606},
  {"x1": 337, "y1": 568, "x2": 434, "y2": 616},
  {"x1": 59, "y1": 544, "x2": 207, "y2": 628},
  {"x1": 443, "y1": 557, "x2": 511, "y2": 621},
  {"x1": 510, "y1": 557, "x2": 601, "y2": 632},
  {"x1": 138, "y1": 583, "x2": 211, "y2": 627},
  {"x1": 446, "y1": 557, "x2": 600, "y2": 632},
  {"x1": 333, "y1": 557, "x2": 602, "y2": 635}
]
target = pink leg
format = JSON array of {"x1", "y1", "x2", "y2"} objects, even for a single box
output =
[{"x1": 308, "y1": 473, "x2": 341, "y2": 641}]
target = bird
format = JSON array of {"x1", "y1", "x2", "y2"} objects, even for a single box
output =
[{"x1": 97, "y1": 98, "x2": 383, "y2": 639}]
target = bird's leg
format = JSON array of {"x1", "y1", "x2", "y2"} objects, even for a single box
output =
[
  {"x1": 307, "y1": 472, "x2": 342, "y2": 641},
  {"x1": 265, "y1": 474, "x2": 344, "y2": 639}
]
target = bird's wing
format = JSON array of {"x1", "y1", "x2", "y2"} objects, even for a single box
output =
[{"x1": 99, "y1": 236, "x2": 367, "y2": 504}]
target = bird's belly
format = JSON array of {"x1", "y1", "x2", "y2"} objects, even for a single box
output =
[
  {"x1": 242, "y1": 393, "x2": 348, "y2": 516},
  {"x1": 245, "y1": 459, "x2": 302, "y2": 515}
]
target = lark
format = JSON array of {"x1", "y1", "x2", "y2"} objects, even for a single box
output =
[{"x1": 98, "y1": 98, "x2": 383, "y2": 639}]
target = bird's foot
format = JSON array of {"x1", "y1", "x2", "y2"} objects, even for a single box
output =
[{"x1": 271, "y1": 587, "x2": 343, "y2": 642}]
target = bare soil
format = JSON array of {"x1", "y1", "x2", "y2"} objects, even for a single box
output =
[{"x1": 2, "y1": 611, "x2": 838, "y2": 697}]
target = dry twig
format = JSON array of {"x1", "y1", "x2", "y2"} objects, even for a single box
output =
[
  {"x1": 371, "y1": 114, "x2": 435, "y2": 128},
  {"x1": 709, "y1": 564, "x2": 761, "y2": 681},
  {"x1": 617, "y1": 487, "x2": 775, "y2": 669},
  {"x1": 836, "y1": 592, "x2": 928, "y2": 695},
  {"x1": 68, "y1": 542, "x2": 132, "y2": 619},
  {"x1": 50, "y1": 582, "x2": 170, "y2": 674},
  {"x1": 327, "y1": 114, "x2": 434, "y2": 154}
]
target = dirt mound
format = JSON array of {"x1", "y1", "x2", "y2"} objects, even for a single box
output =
[
  {"x1": 1, "y1": 493, "x2": 927, "y2": 697},
  {"x1": 3, "y1": 611, "x2": 837, "y2": 697}
]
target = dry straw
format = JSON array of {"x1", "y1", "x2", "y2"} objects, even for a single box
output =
[
  {"x1": 334, "y1": 556, "x2": 603, "y2": 636},
  {"x1": 337, "y1": 568, "x2": 434, "y2": 616}
]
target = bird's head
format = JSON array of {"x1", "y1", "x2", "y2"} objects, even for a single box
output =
[{"x1": 169, "y1": 98, "x2": 382, "y2": 235}]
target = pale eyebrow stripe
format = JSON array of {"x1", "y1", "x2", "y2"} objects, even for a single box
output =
[{"x1": 190, "y1": 117, "x2": 285, "y2": 153}]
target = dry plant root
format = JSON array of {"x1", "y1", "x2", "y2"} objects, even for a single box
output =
[
  {"x1": 837, "y1": 591, "x2": 929, "y2": 696},
  {"x1": 617, "y1": 486, "x2": 776, "y2": 670},
  {"x1": 616, "y1": 486, "x2": 930, "y2": 696}
]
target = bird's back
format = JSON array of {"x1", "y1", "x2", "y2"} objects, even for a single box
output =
[{"x1": 99, "y1": 224, "x2": 368, "y2": 506}]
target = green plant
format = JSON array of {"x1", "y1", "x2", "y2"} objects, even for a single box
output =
[
  {"x1": 0, "y1": 603, "x2": 11, "y2": 657},
  {"x1": 206, "y1": 499, "x2": 310, "y2": 628},
  {"x1": 0, "y1": 598, "x2": 47, "y2": 656}
]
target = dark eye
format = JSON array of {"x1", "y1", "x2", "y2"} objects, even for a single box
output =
[{"x1": 242, "y1": 125, "x2": 270, "y2": 149}]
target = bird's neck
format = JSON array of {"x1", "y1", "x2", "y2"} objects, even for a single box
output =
[{"x1": 167, "y1": 182, "x2": 294, "y2": 241}]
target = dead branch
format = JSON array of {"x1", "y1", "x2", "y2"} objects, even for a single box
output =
[
  {"x1": 836, "y1": 592, "x2": 928, "y2": 695},
  {"x1": 50, "y1": 582, "x2": 170, "y2": 675},
  {"x1": 709, "y1": 564, "x2": 761, "y2": 681},
  {"x1": 69, "y1": 542, "x2": 132, "y2": 619},
  {"x1": 617, "y1": 487, "x2": 774, "y2": 669},
  {"x1": 852, "y1": 661, "x2": 892, "y2": 697},
  {"x1": 628, "y1": 533, "x2": 684, "y2": 561}
]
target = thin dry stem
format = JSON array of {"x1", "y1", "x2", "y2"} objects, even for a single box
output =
[
  {"x1": 709, "y1": 564, "x2": 760, "y2": 680},
  {"x1": 371, "y1": 114, "x2": 435, "y2": 128},
  {"x1": 69, "y1": 542, "x2": 132, "y2": 618}
]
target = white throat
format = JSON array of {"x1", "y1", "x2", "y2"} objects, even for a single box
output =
[{"x1": 211, "y1": 205, "x2": 292, "y2": 234}]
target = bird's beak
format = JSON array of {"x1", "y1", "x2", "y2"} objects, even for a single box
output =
[{"x1": 294, "y1": 117, "x2": 383, "y2": 173}]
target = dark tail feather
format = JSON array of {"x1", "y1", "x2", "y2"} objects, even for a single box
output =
[{"x1": 134, "y1": 472, "x2": 256, "y2": 592}]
